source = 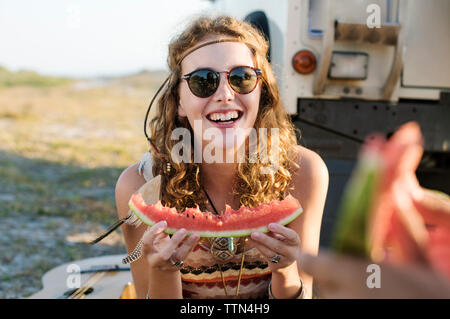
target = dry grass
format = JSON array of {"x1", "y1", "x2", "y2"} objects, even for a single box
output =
[
  {"x1": 0, "y1": 71, "x2": 167, "y2": 298},
  {"x1": 0, "y1": 71, "x2": 165, "y2": 222}
]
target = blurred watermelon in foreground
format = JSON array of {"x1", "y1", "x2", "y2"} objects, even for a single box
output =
[{"x1": 332, "y1": 122, "x2": 450, "y2": 280}]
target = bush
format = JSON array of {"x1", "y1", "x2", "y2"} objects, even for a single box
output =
[{"x1": 0, "y1": 66, "x2": 73, "y2": 88}]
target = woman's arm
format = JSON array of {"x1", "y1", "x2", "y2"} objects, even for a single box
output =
[
  {"x1": 299, "y1": 249, "x2": 450, "y2": 298},
  {"x1": 249, "y1": 146, "x2": 329, "y2": 298},
  {"x1": 273, "y1": 146, "x2": 329, "y2": 298},
  {"x1": 115, "y1": 164, "x2": 182, "y2": 298}
]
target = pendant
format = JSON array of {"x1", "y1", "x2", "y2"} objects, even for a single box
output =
[{"x1": 209, "y1": 237, "x2": 237, "y2": 262}]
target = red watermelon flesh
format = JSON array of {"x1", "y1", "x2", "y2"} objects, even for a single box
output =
[
  {"x1": 370, "y1": 123, "x2": 450, "y2": 279},
  {"x1": 370, "y1": 123, "x2": 433, "y2": 264},
  {"x1": 334, "y1": 121, "x2": 450, "y2": 280},
  {"x1": 129, "y1": 193, "x2": 303, "y2": 237}
]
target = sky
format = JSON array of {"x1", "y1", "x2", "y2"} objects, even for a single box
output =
[{"x1": 0, "y1": 0, "x2": 214, "y2": 77}]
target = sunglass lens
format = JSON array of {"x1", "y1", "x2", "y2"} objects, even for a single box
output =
[
  {"x1": 229, "y1": 66, "x2": 258, "y2": 94},
  {"x1": 188, "y1": 69, "x2": 218, "y2": 97}
]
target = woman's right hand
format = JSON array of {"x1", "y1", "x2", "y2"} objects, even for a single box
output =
[{"x1": 142, "y1": 221, "x2": 200, "y2": 272}]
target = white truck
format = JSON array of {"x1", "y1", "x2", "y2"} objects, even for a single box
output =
[{"x1": 212, "y1": 0, "x2": 450, "y2": 247}]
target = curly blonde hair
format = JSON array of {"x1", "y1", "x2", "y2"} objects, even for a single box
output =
[{"x1": 148, "y1": 15, "x2": 300, "y2": 212}]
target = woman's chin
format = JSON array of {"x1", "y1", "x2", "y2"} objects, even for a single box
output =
[{"x1": 200, "y1": 137, "x2": 246, "y2": 164}]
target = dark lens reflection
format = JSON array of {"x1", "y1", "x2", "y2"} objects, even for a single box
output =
[
  {"x1": 229, "y1": 67, "x2": 257, "y2": 94},
  {"x1": 188, "y1": 69, "x2": 219, "y2": 97}
]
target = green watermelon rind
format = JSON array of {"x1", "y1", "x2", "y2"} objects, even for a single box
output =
[
  {"x1": 331, "y1": 152, "x2": 382, "y2": 256},
  {"x1": 128, "y1": 200, "x2": 303, "y2": 238}
]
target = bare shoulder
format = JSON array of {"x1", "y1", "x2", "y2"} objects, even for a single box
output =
[
  {"x1": 288, "y1": 144, "x2": 329, "y2": 215},
  {"x1": 286, "y1": 145, "x2": 329, "y2": 236},
  {"x1": 115, "y1": 163, "x2": 147, "y2": 219},
  {"x1": 289, "y1": 145, "x2": 329, "y2": 186}
]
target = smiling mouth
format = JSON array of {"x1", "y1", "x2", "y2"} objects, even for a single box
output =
[{"x1": 206, "y1": 111, "x2": 243, "y2": 125}]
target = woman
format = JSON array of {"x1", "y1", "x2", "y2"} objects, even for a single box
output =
[{"x1": 115, "y1": 16, "x2": 329, "y2": 299}]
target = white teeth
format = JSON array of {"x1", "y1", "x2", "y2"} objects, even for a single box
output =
[{"x1": 208, "y1": 111, "x2": 239, "y2": 122}]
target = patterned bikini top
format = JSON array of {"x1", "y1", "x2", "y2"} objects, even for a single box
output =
[{"x1": 138, "y1": 152, "x2": 271, "y2": 299}]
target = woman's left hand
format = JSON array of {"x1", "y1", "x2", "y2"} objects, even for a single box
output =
[{"x1": 250, "y1": 223, "x2": 301, "y2": 271}]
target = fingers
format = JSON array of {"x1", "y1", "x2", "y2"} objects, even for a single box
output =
[
  {"x1": 159, "y1": 228, "x2": 189, "y2": 260},
  {"x1": 142, "y1": 221, "x2": 168, "y2": 254},
  {"x1": 268, "y1": 223, "x2": 301, "y2": 245},
  {"x1": 143, "y1": 223, "x2": 200, "y2": 270},
  {"x1": 250, "y1": 224, "x2": 301, "y2": 267},
  {"x1": 162, "y1": 229, "x2": 201, "y2": 261},
  {"x1": 250, "y1": 224, "x2": 299, "y2": 252},
  {"x1": 250, "y1": 235, "x2": 278, "y2": 258},
  {"x1": 251, "y1": 232, "x2": 286, "y2": 255},
  {"x1": 171, "y1": 232, "x2": 200, "y2": 262}
]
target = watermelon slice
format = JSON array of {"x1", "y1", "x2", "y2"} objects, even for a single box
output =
[
  {"x1": 331, "y1": 137, "x2": 383, "y2": 256},
  {"x1": 332, "y1": 122, "x2": 450, "y2": 279},
  {"x1": 128, "y1": 177, "x2": 303, "y2": 237}
]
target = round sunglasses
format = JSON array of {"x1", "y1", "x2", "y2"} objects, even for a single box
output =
[{"x1": 181, "y1": 66, "x2": 262, "y2": 98}]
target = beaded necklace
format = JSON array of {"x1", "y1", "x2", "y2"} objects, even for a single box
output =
[{"x1": 202, "y1": 186, "x2": 246, "y2": 298}]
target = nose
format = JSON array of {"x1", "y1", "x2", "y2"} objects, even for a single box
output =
[{"x1": 212, "y1": 72, "x2": 235, "y2": 103}]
